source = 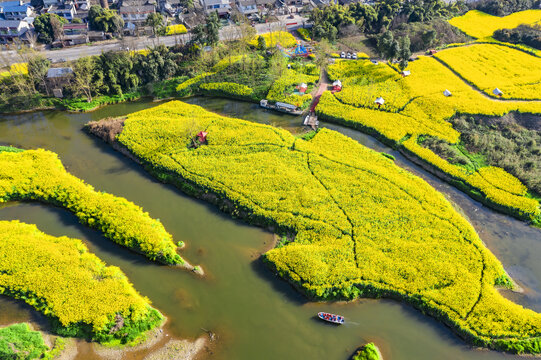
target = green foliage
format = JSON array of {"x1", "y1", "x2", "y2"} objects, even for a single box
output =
[
  {"x1": 0, "y1": 323, "x2": 48, "y2": 360},
  {"x1": 0, "y1": 149, "x2": 183, "y2": 265},
  {"x1": 134, "y1": 45, "x2": 179, "y2": 84},
  {"x1": 112, "y1": 100, "x2": 541, "y2": 353},
  {"x1": 88, "y1": 5, "x2": 124, "y2": 33},
  {"x1": 33, "y1": 14, "x2": 67, "y2": 44},
  {"x1": 95, "y1": 51, "x2": 139, "y2": 96},
  {"x1": 0, "y1": 146, "x2": 24, "y2": 153},
  {"x1": 62, "y1": 91, "x2": 141, "y2": 112},
  {"x1": 145, "y1": 13, "x2": 164, "y2": 37},
  {"x1": 352, "y1": 342, "x2": 381, "y2": 360},
  {"x1": 494, "y1": 24, "x2": 541, "y2": 51}
]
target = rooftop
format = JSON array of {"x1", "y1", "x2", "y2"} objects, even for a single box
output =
[{"x1": 47, "y1": 67, "x2": 74, "y2": 78}]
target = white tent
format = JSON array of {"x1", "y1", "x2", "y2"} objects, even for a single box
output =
[
  {"x1": 443, "y1": 89, "x2": 452, "y2": 97},
  {"x1": 375, "y1": 97, "x2": 385, "y2": 105},
  {"x1": 493, "y1": 88, "x2": 503, "y2": 96},
  {"x1": 401, "y1": 70, "x2": 411, "y2": 77},
  {"x1": 332, "y1": 80, "x2": 342, "y2": 87},
  {"x1": 299, "y1": 83, "x2": 307, "y2": 89}
]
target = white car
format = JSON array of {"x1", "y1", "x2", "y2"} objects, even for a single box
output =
[
  {"x1": 346, "y1": 52, "x2": 351, "y2": 59},
  {"x1": 352, "y1": 53, "x2": 358, "y2": 60},
  {"x1": 340, "y1": 51, "x2": 346, "y2": 58}
]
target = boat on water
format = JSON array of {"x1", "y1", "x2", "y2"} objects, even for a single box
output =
[
  {"x1": 260, "y1": 99, "x2": 304, "y2": 116},
  {"x1": 317, "y1": 312, "x2": 345, "y2": 324}
]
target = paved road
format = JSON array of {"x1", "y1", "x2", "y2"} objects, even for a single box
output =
[{"x1": 0, "y1": 16, "x2": 308, "y2": 66}]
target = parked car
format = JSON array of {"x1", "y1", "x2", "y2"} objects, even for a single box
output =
[
  {"x1": 352, "y1": 53, "x2": 357, "y2": 60},
  {"x1": 346, "y1": 52, "x2": 351, "y2": 59},
  {"x1": 340, "y1": 51, "x2": 345, "y2": 58}
]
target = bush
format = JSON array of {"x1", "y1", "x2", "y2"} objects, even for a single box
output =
[
  {"x1": 0, "y1": 323, "x2": 48, "y2": 360},
  {"x1": 297, "y1": 28, "x2": 311, "y2": 41}
]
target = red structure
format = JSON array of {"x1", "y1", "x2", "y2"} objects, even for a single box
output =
[{"x1": 197, "y1": 131, "x2": 208, "y2": 143}]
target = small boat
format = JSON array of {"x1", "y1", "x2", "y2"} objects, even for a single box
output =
[{"x1": 318, "y1": 312, "x2": 345, "y2": 324}]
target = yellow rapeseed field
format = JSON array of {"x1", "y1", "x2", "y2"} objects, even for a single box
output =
[
  {"x1": 318, "y1": 56, "x2": 541, "y2": 219},
  {"x1": 0, "y1": 149, "x2": 183, "y2": 265},
  {"x1": 0, "y1": 220, "x2": 162, "y2": 341},
  {"x1": 434, "y1": 44, "x2": 541, "y2": 99},
  {"x1": 111, "y1": 101, "x2": 541, "y2": 353},
  {"x1": 249, "y1": 31, "x2": 297, "y2": 48},
  {"x1": 449, "y1": 9, "x2": 541, "y2": 39}
]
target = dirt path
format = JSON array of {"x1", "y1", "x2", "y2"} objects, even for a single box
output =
[{"x1": 309, "y1": 68, "x2": 330, "y2": 113}]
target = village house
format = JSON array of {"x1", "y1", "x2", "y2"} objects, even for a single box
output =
[
  {"x1": 120, "y1": 2, "x2": 155, "y2": 28},
  {"x1": 45, "y1": 2, "x2": 77, "y2": 21},
  {"x1": 0, "y1": 0, "x2": 33, "y2": 21},
  {"x1": 201, "y1": 0, "x2": 231, "y2": 15},
  {"x1": 236, "y1": 0, "x2": 256, "y2": 15},
  {"x1": 46, "y1": 67, "x2": 73, "y2": 98},
  {"x1": 0, "y1": 18, "x2": 31, "y2": 44}
]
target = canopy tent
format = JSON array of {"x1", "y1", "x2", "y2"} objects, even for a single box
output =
[
  {"x1": 493, "y1": 88, "x2": 503, "y2": 96},
  {"x1": 375, "y1": 97, "x2": 385, "y2": 105},
  {"x1": 443, "y1": 89, "x2": 452, "y2": 97},
  {"x1": 401, "y1": 70, "x2": 411, "y2": 77}
]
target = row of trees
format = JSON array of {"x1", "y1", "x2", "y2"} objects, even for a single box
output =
[
  {"x1": 310, "y1": 0, "x2": 466, "y2": 41},
  {"x1": 473, "y1": 0, "x2": 541, "y2": 16},
  {"x1": 376, "y1": 31, "x2": 411, "y2": 70}
]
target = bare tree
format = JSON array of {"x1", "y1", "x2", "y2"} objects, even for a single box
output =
[{"x1": 70, "y1": 57, "x2": 97, "y2": 102}]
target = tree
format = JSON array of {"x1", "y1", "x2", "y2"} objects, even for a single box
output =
[
  {"x1": 134, "y1": 45, "x2": 178, "y2": 84},
  {"x1": 95, "y1": 51, "x2": 138, "y2": 96},
  {"x1": 314, "y1": 38, "x2": 332, "y2": 71},
  {"x1": 33, "y1": 14, "x2": 67, "y2": 44},
  {"x1": 70, "y1": 57, "x2": 99, "y2": 102},
  {"x1": 145, "y1": 13, "x2": 164, "y2": 40},
  {"x1": 205, "y1": 12, "x2": 220, "y2": 46},
  {"x1": 27, "y1": 55, "x2": 50, "y2": 95},
  {"x1": 89, "y1": 5, "x2": 124, "y2": 35},
  {"x1": 376, "y1": 30, "x2": 393, "y2": 58},
  {"x1": 190, "y1": 24, "x2": 206, "y2": 46},
  {"x1": 398, "y1": 35, "x2": 411, "y2": 71},
  {"x1": 257, "y1": 35, "x2": 267, "y2": 50}
]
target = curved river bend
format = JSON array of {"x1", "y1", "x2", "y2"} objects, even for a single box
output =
[{"x1": 0, "y1": 97, "x2": 540, "y2": 360}]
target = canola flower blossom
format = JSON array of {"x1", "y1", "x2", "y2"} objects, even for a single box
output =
[{"x1": 104, "y1": 100, "x2": 541, "y2": 354}]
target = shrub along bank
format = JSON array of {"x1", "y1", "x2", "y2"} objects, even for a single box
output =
[
  {"x1": 0, "y1": 221, "x2": 163, "y2": 344},
  {"x1": 90, "y1": 100, "x2": 541, "y2": 354},
  {"x1": 317, "y1": 56, "x2": 541, "y2": 225},
  {"x1": 0, "y1": 148, "x2": 185, "y2": 265}
]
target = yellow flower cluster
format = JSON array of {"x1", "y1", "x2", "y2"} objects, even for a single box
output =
[
  {"x1": 211, "y1": 55, "x2": 246, "y2": 72},
  {"x1": 0, "y1": 149, "x2": 183, "y2": 265},
  {"x1": 266, "y1": 69, "x2": 318, "y2": 107},
  {"x1": 0, "y1": 220, "x2": 161, "y2": 335},
  {"x1": 317, "y1": 55, "x2": 541, "y2": 219},
  {"x1": 200, "y1": 82, "x2": 254, "y2": 97},
  {"x1": 434, "y1": 44, "x2": 541, "y2": 99},
  {"x1": 165, "y1": 24, "x2": 187, "y2": 35},
  {"x1": 176, "y1": 72, "x2": 215, "y2": 93},
  {"x1": 113, "y1": 101, "x2": 541, "y2": 353},
  {"x1": 0, "y1": 63, "x2": 28, "y2": 78},
  {"x1": 402, "y1": 137, "x2": 539, "y2": 217},
  {"x1": 249, "y1": 31, "x2": 297, "y2": 48},
  {"x1": 449, "y1": 9, "x2": 541, "y2": 39}
]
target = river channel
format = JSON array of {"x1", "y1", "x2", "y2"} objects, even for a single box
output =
[{"x1": 0, "y1": 97, "x2": 540, "y2": 360}]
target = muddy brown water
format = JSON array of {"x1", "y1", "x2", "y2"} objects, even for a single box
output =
[{"x1": 0, "y1": 97, "x2": 540, "y2": 360}]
